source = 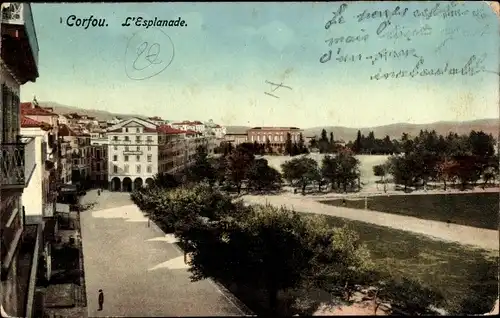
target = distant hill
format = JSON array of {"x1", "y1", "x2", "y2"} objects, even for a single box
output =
[
  {"x1": 227, "y1": 119, "x2": 498, "y2": 142},
  {"x1": 303, "y1": 119, "x2": 499, "y2": 142},
  {"x1": 37, "y1": 102, "x2": 149, "y2": 121},
  {"x1": 34, "y1": 102, "x2": 497, "y2": 141}
]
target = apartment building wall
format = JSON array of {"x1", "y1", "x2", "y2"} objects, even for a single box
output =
[
  {"x1": 107, "y1": 118, "x2": 159, "y2": 191},
  {"x1": 19, "y1": 127, "x2": 45, "y2": 224}
]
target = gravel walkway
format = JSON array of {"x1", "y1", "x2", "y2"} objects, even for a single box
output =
[{"x1": 242, "y1": 195, "x2": 499, "y2": 251}]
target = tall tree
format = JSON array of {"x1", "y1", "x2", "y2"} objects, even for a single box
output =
[
  {"x1": 226, "y1": 148, "x2": 255, "y2": 194},
  {"x1": 352, "y1": 130, "x2": 362, "y2": 154},
  {"x1": 298, "y1": 133, "x2": 306, "y2": 154},
  {"x1": 285, "y1": 132, "x2": 293, "y2": 156},
  {"x1": 265, "y1": 137, "x2": 273, "y2": 154}
]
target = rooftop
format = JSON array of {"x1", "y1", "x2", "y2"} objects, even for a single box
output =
[
  {"x1": 20, "y1": 116, "x2": 51, "y2": 130},
  {"x1": 21, "y1": 102, "x2": 58, "y2": 117}
]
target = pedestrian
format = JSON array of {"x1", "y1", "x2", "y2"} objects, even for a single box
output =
[
  {"x1": 98, "y1": 289, "x2": 104, "y2": 311},
  {"x1": 97, "y1": 189, "x2": 101, "y2": 196}
]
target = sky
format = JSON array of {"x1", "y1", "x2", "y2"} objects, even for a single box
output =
[{"x1": 20, "y1": 1, "x2": 499, "y2": 128}]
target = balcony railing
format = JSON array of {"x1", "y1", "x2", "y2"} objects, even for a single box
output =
[
  {"x1": 123, "y1": 150, "x2": 143, "y2": 155},
  {"x1": 1, "y1": 3, "x2": 39, "y2": 69},
  {"x1": 1, "y1": 137, "x2": 36, "y2": 189}
]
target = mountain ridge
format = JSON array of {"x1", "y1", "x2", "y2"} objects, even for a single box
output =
[{"x1": 35, "y1": 101, "x2": 498, "y2": 141}]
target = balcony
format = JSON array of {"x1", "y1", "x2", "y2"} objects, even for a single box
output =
[
  {"x1": 123, "y1": 150, "x2": 143, "y2": 155},
  {"x1": 1, "y1": 137, "x2": 36, "y2": 189},
  {"x1": 1, "y1": 3, "x2": 39, "y2": 83}
]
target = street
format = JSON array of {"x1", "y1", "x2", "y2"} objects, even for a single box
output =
[{"x1": 79, "y1": 190, "x2": 246, "y2": 317}]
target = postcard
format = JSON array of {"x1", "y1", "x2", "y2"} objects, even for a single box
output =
[{"x1": 1, "y1": 1, "x2": 498, "y2": 317}]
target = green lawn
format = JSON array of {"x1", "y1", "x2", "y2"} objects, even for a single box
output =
[
  {"x1": 322, "y1": 215, "x2": 499, "y2": 314},
  {"x1": 320, "y1": 193, "x2": 499, "y2": 230}
]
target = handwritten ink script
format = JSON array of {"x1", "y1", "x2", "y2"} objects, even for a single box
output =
[
  {"x1": 264, "y1": 80, "x2": 292, "y2": 98},
  {"x1": 320, "y1": 2, "x2": 494, "y2": 80},
  {"x1": 124, "y1": 28, "x2": 175, "y2": 80}
]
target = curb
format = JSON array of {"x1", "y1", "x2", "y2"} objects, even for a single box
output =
[{"x1": 147, "y1": 217, "x2": 255, "y2": 316}]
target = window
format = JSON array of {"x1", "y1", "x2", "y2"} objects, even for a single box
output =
[
  {"x1": 136, "y1": 128, "x2": 140, "y2": 133},
  {"x1": 113, "y1": 136, "x2": 118, "y2": 141},
  {"x1": 136, "y1": 136, "x2": 141, "y2": 142},
  {"x1": 124, "y1": 164, "x2": 129, "y2": 173},
  {"x1": 113, "y1": 165, "x2": 118, "y2": 173},
  {"x1": 147, "y1": 136, "x2": 152, "y2": 142},
  {"x1": 147, "y1": 155, "x2": 152, "y2": 162},
  {"x1": 125, "y1": 128, "x2": 129, "y2": 132},
  {"x1": 136, "y1": 165, "x2": 141, "y2": 173},
  {"x1": 147, "y1": 165, "x2": 152, "y2": 173},
  {"x1": 147, "y1": 146, "x2": 151, "y2": 151},
  {"x1": 113, "y1": 155, "x2": 117, "y2": 161},
  {"x1": 124, "y1": 136, "x2": 130, "y2": 141},
  {"x1": 136, "y1": 155, "x2": 140, "y2": 161},
  {"x1": 114, "y1": 145, "x2": 117, "y2": 150},
  {"x1": 136, "y1": 146, "x2": 140, "y2": 151},
  {"x1": 124, "y1": 155, "x2": 129, "y2": 162},
  {"x1": 125, "y1": 146, "x2": 129, "y2": 151}
]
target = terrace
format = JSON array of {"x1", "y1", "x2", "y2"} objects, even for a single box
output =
[
  {"x1": 1, "y1": 3, "x2": 39, "y2": 83},
  {"x1": 0, "y1": 137, "x2": 36, "y2": 190}
]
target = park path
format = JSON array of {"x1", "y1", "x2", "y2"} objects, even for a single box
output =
[
  {"x1": 242, "y1": 194, "x2": 499, "y2": 251},
  {"x1": 80, "y1": 190, "x2": 248, "y2": 317}
]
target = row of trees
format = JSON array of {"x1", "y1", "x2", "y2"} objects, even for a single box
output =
[
  {"x1": 187, "y1": 144, "x2": 363, "y2": 195},
  {"x1": 373, "y1": 130, "x2": 499, "y2": 191},
  {"x1": 281, "y1": 150, "x2": 361, "y2": 194},
  {"x1": 131, "y1": 182, "x2": 445, "y2": 315}
]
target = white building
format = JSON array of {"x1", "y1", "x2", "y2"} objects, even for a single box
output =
[
  {"x1": 19, "y1": 117, "x2": 55, "y2": 292},
  {"x1": 171, "y1": 120, "x2": 206, "y2": 134},
  {"x1": 204, "y1": 119, "x2": 226, "y2": 139},
  {"x1": 106, "y1": 117, "x2": 215, "y2": 191},
  {"x1": 107, "y1": 118, "x2": 164, "y2": 191}
]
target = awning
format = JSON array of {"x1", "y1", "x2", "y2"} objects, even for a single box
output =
[{"x1": 55, "y1": 203, "x2": 70, "y2": 213}]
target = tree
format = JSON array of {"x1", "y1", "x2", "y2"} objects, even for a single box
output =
[
  {"x1": 318, "y1": 129, "x2": 329, "y2": 154},
  {"x1": 337, "y1": 150, "x2": 361, "y2": 192},
  {"x1": 285, "y1": 133, "x2": 293, "y2": 156},
  {"x1": 309, "y1": 136, "x2": 318, "y2": 150},
  {"x1": 151, "y1": 172, "x2": 181, "y2": 189},
  {"x1": 281, "y1": 156, "x2": 319, "y2": 195},
  {"x1": 226, "y1": 148, "x2": 255, "y2": 194},
  {"x1": 387, "y1": 155, "x2": 415, "y2": 191},
  {"x1": 188, "y1": 145, "x2": 216, "y2": 185},
  {"x1": 182, "y1": 204, "x2": 373, "y2": 315},
  {"x1": 352, "y1": 130, "x2": 362, "y2": 154},
  {"x1": 321, "y1": 155, "x2": 339, "y2": 191},
  {"x1": 298, "y1": 133, "x2": 306, "y2": 154},
  {"x1": 246, "y1": 159, "x2": 282, "y2": 192},
  {"x1": 373, "y1": 164, "x2": 388, "y2": 192},
  {"x1": 265, "y1": 137, "x2": 273, "y2": 154}
]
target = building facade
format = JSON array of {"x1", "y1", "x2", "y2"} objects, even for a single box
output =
[
  {"x1": 107, "y1": 118, "x2": 162, "y2": 191},
  {"x1": 1, "y1": 3, "x2": 41, "y2": 317},
  {"x1": 106, "y1": 118, "x2": 214, "y2": 191},
  {"x1": 247, "y1": 127, "x2": 303, "y2": 149},
  {"x1": 20, "y1": 117, "x2": 57, "y2": 284}
]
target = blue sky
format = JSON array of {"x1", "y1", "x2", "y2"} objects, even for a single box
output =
[{"x1": 22, "y1": 1, "x2": 499, "y2": 128}]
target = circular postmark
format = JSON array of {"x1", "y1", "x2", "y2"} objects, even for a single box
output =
[{"x1": 124, "y1": 28, "x2": 175, "y2": 80}]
